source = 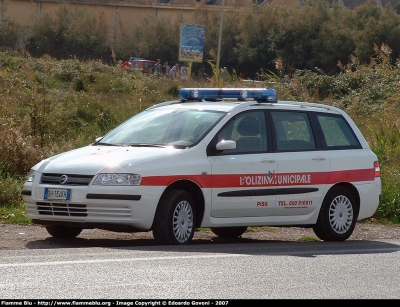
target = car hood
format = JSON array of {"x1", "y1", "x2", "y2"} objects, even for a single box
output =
[{"x1": 35, "y1": 145, "x2": 180, "y2": 175}]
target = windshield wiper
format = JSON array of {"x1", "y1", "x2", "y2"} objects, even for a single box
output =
[
  {"x1": 127, "y1": 143, "x2": 167, "y2": 148},
  {"x1": 95, "y1": 142, "x2": 166, "y2": 148},
  {"x1": 96, "y1": 142, "x2": 118, "y2": 146}
]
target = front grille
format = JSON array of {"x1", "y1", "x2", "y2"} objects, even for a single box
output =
[
  {"x1": 36, "y1": 202, "x2": 87, "y2": 217},
  {"x1": 41, "y1": 173, "x2": 94, "y2": 185},
  {"x1": 31, "y1": 202, "x2": 134, "y2": 220}
]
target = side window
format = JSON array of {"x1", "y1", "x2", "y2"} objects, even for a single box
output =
[
  {"x1": 316, "y1": 114, "x2": 360, "y2": 148},
  {"x1": 216, "y1": 111, "x2": 267, "y2": 154},
  {"x1": 271, "y1": 111, "x2": 316, "y2": 151},
  {"x1": 145, "y1": 62, "x2": 154, "y2": 69}
]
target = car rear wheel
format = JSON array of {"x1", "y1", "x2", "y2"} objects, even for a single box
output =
[
  {"x1": 45, "y1": 225, "x2": 83, "y2": 238},
  {"x1": 210, "y1": 226, "x2": 247, "y2": 238},
  {"x1": 153, "y1": 190, "x2": 196, "y2": 245},
  {"x1": 313, "y1": 186, "x2": 357, "y2": 241}
]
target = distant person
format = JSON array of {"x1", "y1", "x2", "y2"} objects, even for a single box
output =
[
  {"x1": 169, "y1": 63, "x2": 179, "y2": 79},
  {"x1": 154, "y1": 59, "x2": 162, "y2": 78},
  {"x1": 221, "y1": 67, "x2": 228, "y2": 82},
  {"x1": 163, "y1": 61, "x2": 170, "y2": 78}
]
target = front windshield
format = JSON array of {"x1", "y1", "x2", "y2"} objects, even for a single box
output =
[{"x1": 99, "y1": 108, "x2": 226, "y2": 148}]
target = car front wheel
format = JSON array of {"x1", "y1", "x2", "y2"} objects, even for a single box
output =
[
  {"x1": 153, "y1": 190, "x2": 196, "y2": 245},
  {"x1": 45, "y1": 225, "x2": 83, "y2": 238},
  {"x1": 210, "y1": 226, "x2": 247, "y2": 238},
  {"x1": 313, "y1": 186, "x2": 357, "y2": 241}
]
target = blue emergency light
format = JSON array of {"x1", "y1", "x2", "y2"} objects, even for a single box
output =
[{"x1": 179, "y1": 88, "x2": 276, "y2": 102}]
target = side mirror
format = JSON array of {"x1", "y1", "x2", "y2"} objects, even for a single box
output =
[
  {"x1": 216, "y1": 140, "x2": 236, "y2": 151},
  {"x1": 94, "y1": 136, "x2": 103, "y2": 145}
]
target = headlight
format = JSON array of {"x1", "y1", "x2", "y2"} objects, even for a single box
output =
[
  {"x1": 93, "y1": 173, "x2": 142, "y2": 186},
  {"x1": 26, "y1": 170, "x2": 36, "y2": 182}
]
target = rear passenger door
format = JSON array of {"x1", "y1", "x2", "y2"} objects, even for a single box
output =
[{"x1": 270, "y1": 110, "x2": 329, "y2": 217}]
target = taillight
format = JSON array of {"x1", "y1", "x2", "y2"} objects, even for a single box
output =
[{"x1": 374, "y1": 161, "x2": 380, "y2": 177}]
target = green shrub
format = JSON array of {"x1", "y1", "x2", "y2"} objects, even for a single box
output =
[
  {"x1": 0, "y1": 175, "x2": 24, "y2": 207},
  {"x1": 375, "y1": 169, "x2": 400, "y2": 223}
]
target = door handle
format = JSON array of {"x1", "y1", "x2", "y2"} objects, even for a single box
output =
[
  {"x1": 261, "y1": 158, "x2": 276, "y2": 163},
  {"x1": 312, "y1": 156, "x2": 326, "y2": 161}
]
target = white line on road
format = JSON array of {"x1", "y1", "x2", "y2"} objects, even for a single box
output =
[{"x1": 0, "y1": 253, "x2": 243, "y2": 268}]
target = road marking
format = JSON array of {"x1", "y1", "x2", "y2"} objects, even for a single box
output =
[{"x1": 0, "y1": 253, "x2": 243, "y2": 268}]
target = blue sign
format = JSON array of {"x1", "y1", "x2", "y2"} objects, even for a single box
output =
[{"x1": 179, "y1": 24, "x2": 206, "y2": 63}]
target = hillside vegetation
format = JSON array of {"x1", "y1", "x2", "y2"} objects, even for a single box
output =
[{"x1": 2, "y1": 0, "x2": 400, "y2": 78}]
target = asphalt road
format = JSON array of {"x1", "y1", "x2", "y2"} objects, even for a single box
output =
[{"x1": 1, "y1": 239, "x2": 399, "y2": 299}]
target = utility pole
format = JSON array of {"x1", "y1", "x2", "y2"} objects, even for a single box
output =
[{"x1": 216, "y1": 0, "x2": 225, "y2": 73}]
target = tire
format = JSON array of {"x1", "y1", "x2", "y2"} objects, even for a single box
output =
[
  {"x1": 45, "y1": 225, "x2": 83, "y2": 238},
  {"x1": 313, "y1": 186, "x2": 358, "y2": 241},
  {"x1": 152, "y1": 190, "x2": 196, "y2": 245},
  {"x1": 210, "y1": 226, "x2": 247, "y2": 238}
]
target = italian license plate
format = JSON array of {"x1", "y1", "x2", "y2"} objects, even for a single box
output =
[{"x1": 44, "y1": 188, "x2": 71, "y2": 201}]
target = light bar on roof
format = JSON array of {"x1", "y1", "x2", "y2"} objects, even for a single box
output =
[{"x1": 180, "y1": 88, "x2": 276, "y2": 102}]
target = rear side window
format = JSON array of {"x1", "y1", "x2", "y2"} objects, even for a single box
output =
[
  {"x1": 271, "y1": 111, "x2": 316, "y2": 151},
  {"x1": 316, "y1": 114, "x2": 360, "y2": 148}
]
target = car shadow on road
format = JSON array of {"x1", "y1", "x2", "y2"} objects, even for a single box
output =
[{"x1": 23, "y1": 234, "x2": 400, "y2": 258}]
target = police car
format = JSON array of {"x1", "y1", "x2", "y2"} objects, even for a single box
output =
[{"x1": 21, "y1": 88, "x2": 381, "y2": 245}]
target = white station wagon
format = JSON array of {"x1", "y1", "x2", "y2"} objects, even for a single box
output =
[{"x1": 22, "y1": 88, "x2": 381, "y2": 245}]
